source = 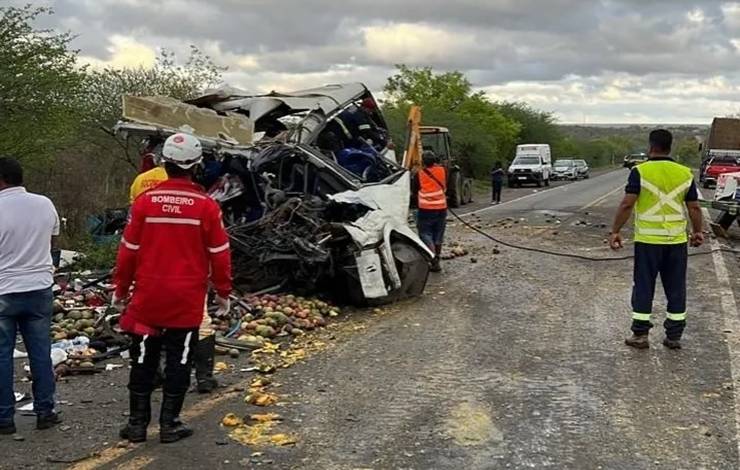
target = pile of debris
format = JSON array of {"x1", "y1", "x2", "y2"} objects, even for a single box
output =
[
  {"x1": 214, "y1": 294, "x2": 341, "y2": 349},
  {"x1": 45, "y1": 272, "x2": 129, "y2": 377},
  {"x1": 226, "y1": 188, "x2": 365, "y2": 292},
  {"x1": 440, "y1": 244, "x2": 470, "y2": 261}
]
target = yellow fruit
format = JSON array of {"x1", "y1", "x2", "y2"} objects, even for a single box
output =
[{"x1": 221, "y1": 413, "x2": 242, "y2": 427}]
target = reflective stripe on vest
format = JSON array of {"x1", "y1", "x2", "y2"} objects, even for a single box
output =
[
  {"x1": 418, "y1": 167, "x2": 448, "y2": 210},
  {"x1": 634, "y1": 161, "x2": 693, "y2": 245}
]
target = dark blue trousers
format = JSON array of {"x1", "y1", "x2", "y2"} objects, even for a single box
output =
[
  {"x1": 631, "y1": 242, "x2": 688, "y2": 340},
  {"x1": 417, "y1": 209, "x2": 447, "y2": 250}
]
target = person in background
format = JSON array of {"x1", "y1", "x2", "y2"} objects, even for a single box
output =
[
  {"x1": 414, "y1": 150, "x2": 448, "y2": 272},
  {"x1": 333, "y1": 98, "x2": 388, "y2": 151},
  {"x1": 610, "y1": 129, "x2": 704, "y2": 350},
  {"x1": 138, "y1": 137, "x2": 163, "y2": 173},
  {"x1": 491, "y1": 161, "x2": 505, "y2": 204},
  {"x1": 0, "y1": 157, "x2": 62, "y2": 435},
  {"x1": 114, "y1": 133, "x2": 232, "y2": 444},
  {"x1": 129, "y1": 152, "x2": 168, "y2": 204}
]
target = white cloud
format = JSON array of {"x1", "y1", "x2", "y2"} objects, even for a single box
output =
[
  {"x1": 362, "y1": 23, "x2": 477, "y2": 66},
  {"x1": 79, "y1": 35, "x2": 157, "y2": 69},
  {"x1": 30, "y1": 0, "x2": 740, "y2": 123},
  {"x1": 722, "y1": 2, "x2": 740, "y2": 29},
  {"x1": 482, "y1": 74, "x2": 740, "y2": 124},
  {"x1": 687, "y1": 8, "x2": 706, "y2": 23}
]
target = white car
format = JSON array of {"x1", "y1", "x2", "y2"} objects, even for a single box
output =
[{"x1": 552, "y1": 159, "x2": 577, "y2": 180}]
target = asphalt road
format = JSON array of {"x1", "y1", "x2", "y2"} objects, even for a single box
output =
[{"x1": 5, "y1": 168, "x2": 740, "y2": 470}]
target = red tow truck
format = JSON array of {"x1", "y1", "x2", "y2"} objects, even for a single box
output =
[
  {"x1": 700, "y1": 118, "x2": 740, "y2": 188},
  {"x1": 702, "y1": 150, "x2": 740, "y2": 189}
]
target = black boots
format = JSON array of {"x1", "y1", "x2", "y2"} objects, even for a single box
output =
[
  {"x1": 120, "y1": 391, "x2": 151, "y2": 442},
  {"x1": 120, "y1": 391, "x2": 193, "y2": 444},
  {"x1": 430, "y1": 245, "x2": 442, "y2": 272},
  {"x1": 37, "y1": 412, "x2": 62, "y2": 430},
  {"x1": 625, "y1": 334, "x2": 649, "y2": 349},
  {"x1": 159, "y1": 393, "x2": 193, "y2": 443},
  {"x1": 195, "y1": 335, "x2": 218, "y2": 394},
  {"x1": 663, "y1": 338, "x2": 682, "y2": 350}
]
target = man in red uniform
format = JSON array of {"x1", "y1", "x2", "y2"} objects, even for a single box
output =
[{"x1": 113, "y1": 133, "x2": 232, "y2": 444}]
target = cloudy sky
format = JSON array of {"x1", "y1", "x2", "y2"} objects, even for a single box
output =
[{"x1": 17, "y1": 0, "x2": 740, "y2": 123}]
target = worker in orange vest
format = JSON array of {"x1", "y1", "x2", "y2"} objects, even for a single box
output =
[{"x1": 414, "y1": 151, "x2": 448, "y2": 272}]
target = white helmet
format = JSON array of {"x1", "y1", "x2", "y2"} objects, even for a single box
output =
[{"x1": 161, "y1": 133, "x2": 203, "y2": 169}]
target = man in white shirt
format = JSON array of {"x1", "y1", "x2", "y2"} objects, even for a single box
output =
[{"x1": 0, "y1": 157, "x2": 62, "y2": 435}]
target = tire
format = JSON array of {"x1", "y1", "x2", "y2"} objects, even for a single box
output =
[
  {"x1": 461, "y1": 179, "x2": 473, "y2": 204},
  {"x1": 536, "y1": 176, "x2": 543, "y2": 188},
  {"x1": 544, "y1": 177, "x2": 550, "y2": 187},
  {"x1": 347, "y1": 240, "x2": 431, "y2": 306},
  {"x1": 448, "y1": 171, "x2": 462, "y2": 208},
  {"x1": 716, "y1": 211, "x2": 736, "y2": 232}
]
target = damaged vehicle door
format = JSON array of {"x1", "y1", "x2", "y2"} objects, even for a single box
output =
[{"x1": 114, "y1": 83, "x2": 432, "y2": 305}]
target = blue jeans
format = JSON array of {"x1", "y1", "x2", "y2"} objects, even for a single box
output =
[
  {"x1": 0, "y1": 288, "x2": 56, "y2": 424},
  {"x1": 417, "y1": 209, "x2": 447, "y2": 250}
]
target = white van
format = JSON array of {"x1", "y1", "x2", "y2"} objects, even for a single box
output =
[{"x1": 507, "y1": 144, "x2": 552, "y2": 187}]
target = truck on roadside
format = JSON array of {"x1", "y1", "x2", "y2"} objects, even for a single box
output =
[
  {"x1": 507, "y1": 144, "x2": 552, "y2": 188},
  {"x1": 401, "y1": 106, "x2": 474, "y2": 207},
  {"x1": 700, "y1": 117, "x2": 740, "y2": 188}
]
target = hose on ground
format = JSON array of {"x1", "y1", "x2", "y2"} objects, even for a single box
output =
[{"x1": 448, "y1": 207, "x2": 740, "y2": 262}]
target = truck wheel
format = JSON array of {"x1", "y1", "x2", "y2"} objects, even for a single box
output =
[
  {"x1": 461, "y1": 180, "x2": 473, "y2": 204},
  {"x1": 448, "y1": 171, "x2": 462, "y2": 208},
  {"x1": 716, "y1": 212, "x2": 736, "y2": 232},
  {"x1": 358, "y1": 240, "x2": 431, "y2": 306},
  {"x1": 536, "y1": 177, "x2": 543, "y2": 188},
  {"x1": 545, "y1": 177, "x2": 550, "y2": 187}
]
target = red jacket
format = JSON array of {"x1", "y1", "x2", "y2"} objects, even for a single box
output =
[{"x1": 114, "y1": 177, "x2": 232, "y2": 329}]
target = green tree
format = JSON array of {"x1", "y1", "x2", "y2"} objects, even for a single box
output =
[
  {"x1": 382, "y1": 65, "x2": 520, "y2": 178},
  {"x1": 0, "y1": 5, "x2": 87, "y2": 164},
  {"x1": 675, "y1": 137, "x2": 701, "y2": 168},
  {"x1": 494, "y1": 101, "x2": 562, "y2": 148},
  {"x1": 384, "y1": 65, "x2": 482, "y2": 111}
]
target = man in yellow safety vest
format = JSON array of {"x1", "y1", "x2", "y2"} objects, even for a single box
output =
[{"x1": 609, "y1": 129, "x2": 704, "y2": 350}]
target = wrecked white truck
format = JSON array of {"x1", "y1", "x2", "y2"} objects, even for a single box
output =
[{"x1": 114, "y1": 83, "x2": 431, "y2": 305}]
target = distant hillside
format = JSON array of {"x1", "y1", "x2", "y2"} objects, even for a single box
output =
[{"x1": 559, "y1": 124, "x2": 708, "y2": 151}]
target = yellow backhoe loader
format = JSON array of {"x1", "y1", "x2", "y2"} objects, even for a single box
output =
[{"x1": 402, "y1": 105, "x2": 473, "y2": 207}]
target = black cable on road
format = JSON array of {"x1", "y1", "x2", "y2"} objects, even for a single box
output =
[{"x1": 449, "y1": 207, "x2": 740, "y2": 262}]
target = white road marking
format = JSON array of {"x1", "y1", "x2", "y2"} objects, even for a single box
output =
[
  {"x1": 461, "y1": 171, "x2": 622, "y2": 217},
  {"x1": 461, "y1": 185, "x2": 566, "y2": 217},
  {"x1": 578, "y1": 185, "x2": 625, "y2": 211},
  {"x1": 699, "y1": 191, "x2": 740, "y2": 464}
]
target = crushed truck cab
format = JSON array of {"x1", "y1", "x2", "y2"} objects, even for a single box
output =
[{"x1": 114, "y1": 83, "x2": 432, "y2": 305}]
